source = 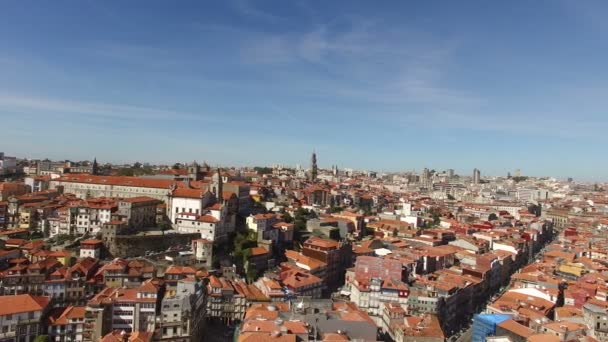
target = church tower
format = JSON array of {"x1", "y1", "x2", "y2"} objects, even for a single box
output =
[
  {"x1": 92, "y1": 158, "x2": 99, "y2": 175},
  {"x1": 188, "y1": 161, "x2": 201, "y2": 181},
  {"x1": 309, "y1": 150, "x2": 318, "y2": 181},
  {"x1": 211, "y1": 168, "x2": 223, "y2": 200}
]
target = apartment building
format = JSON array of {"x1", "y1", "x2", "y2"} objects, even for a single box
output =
[{"x1": 0, "y1": 294, "x2": 51, "y2": 342}]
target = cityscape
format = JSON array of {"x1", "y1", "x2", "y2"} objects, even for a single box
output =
[
  {"x1": 2, "y1": 1, "x2": 608, "y2": 342},
  {"x1": 1, "y1": 152, "x2": 607, "y2": 342}
]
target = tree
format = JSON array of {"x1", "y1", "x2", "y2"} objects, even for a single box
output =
[
  {"x1": 246, "y1": 262, "x2": 258, "y2": 283},
  {"x1": 329, "y1": 206, "x2": 343, "y2": 213},
  {"x1": 34, "y1": 336, "x2": 49, "y2": 342},
  {"x1": 488, "y1": 213, "x2": 498, "y2": 221},
  {"x1": 172, "y1": 163, "x2": 182, "y2": 170},
  {"x1": 447, "y1": 194, "x2": 456, "y2": 200},
  {"x1": 117, "y1": 168, "x2": 135, "y2": 176},
  {"x1": 254, "y1": 166, "x2": 273, "y2": 175},
  {"x1": 282, "y1": 212, "x2": 294, "y2": 223},
  {"x1": 432, "y1": 213, "x2": 441, "y2": 226},
  {"x1": 158, "y1": 221, "x2": 172, "y2": 235},
  {"x1": 133, "y1": 162, "x2": 142, "y2": 169}
]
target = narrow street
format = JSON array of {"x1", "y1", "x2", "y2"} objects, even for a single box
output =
[{"x1": 451, "y1": 242, "x2": 550, "y2": 341}]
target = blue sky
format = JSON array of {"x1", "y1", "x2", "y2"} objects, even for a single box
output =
[{"x1": 1, "y1": 1, "x2": 607, "y2": 180}]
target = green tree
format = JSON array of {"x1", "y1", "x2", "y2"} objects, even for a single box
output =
[
  {"x1": 282, "y1": 212, "x2": 294, "y2": 223},
  {"x1": 329, "y1": 206, "x2": 343, "y2": 213},
  {"x1": 158, "y1": 221, "x2": 172, "y2": 235},
  {"x1": 447, "y1": 194, "x2": 455, "y2": 200},
  {"x1": 34, "y1": 336, "x2": 49, "y2": 342},
  {"x1": 432, "y1": 213, "x2": 441, "y2": 226},
  {"x1": 117, "y1": 168, "x2": 135, "y2": 176},
  {"x1": 246, "y1": 262, "x2": 258, "y2": 283},
  {"x1": 254, "y1": 166, "x2": 273, "y2": 175},
  {"x1": 172, "y1": 163, "x2": 182, "y2": 170}
]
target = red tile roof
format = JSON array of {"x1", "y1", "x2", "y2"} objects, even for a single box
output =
[{"x1": 0, "y1": 294, "x2": 50, "y2": 315}]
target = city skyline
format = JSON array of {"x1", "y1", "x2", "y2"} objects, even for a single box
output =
[
  {"x1": 2, "y1": 1, "x2": 608, "y2": 180},
  {"x1": 1, "y1": 149, "x2": 584, "y2": 183}
]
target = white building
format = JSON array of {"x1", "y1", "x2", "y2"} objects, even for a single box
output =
[
  {"x1": 103, "y1": 281, "x2": 159, "y2": 334},
  {"x1": 50, "y1": 174, "x2": 175, "y2": 202},
  {"x1": 176, "y1": 213, "x2": 221, "y2": 241},
  {"x1": 192, "y1": 239, "x2": 213, "y2": 268},
  {"x1": 48, "y1": 305, "x2": 86, "y2": 342},
  {"x1": 79, "y1": 239, "x2": 103, "y2": 259}
]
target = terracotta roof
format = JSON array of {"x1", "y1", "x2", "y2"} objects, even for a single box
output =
[
  {"x1": 304, "y1": 236, "x2": 339, "y2": 249},
  {"x1": 53, "y1": 174, "x2": 176, "y2": 189},
  {"x1": 239, "y1": 332, "x2": 296, "y2": 342},
  {"x1": 0, "y1": 294, "x2": 50, "y2": 315},
  {"x1": 497, "y1": 319, "x2": 534, "y2": 338},
  {"x1": 172, "y1": 187, "x2": 205, "y2": 199},
  {"x1": 197, "y1": 215, "x2": 219, "y2": 223},
  {"x1": 528, "y1": 334, "x2": 560, "y2": 342},
  {"x1": 80, "y1": 239, "x2": 103, "y2": 246},
  {"x1": 282, "y1": 271, "x2": 322, "y2": 290},
  {"x1": 250, "y1": 246, "x2": 269, "y2": 257},
  {"x1": 48, "y1": 306, "x2": 86, "y2": 325},
  {"x1": 120, "y1": 196, "x2": 160, "y2": 204}
]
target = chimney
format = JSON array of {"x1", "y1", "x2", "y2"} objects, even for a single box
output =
[{"x1": 120, "y1": 330, "x2": 128, "y2": 342}]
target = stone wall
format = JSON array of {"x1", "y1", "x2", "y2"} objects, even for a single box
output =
[{"x1": 108, "y1": 233, "x2": 201, "y2": 258}]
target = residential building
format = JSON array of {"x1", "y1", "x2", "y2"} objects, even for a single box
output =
[
  {"x1": 301, "y1": 236, "x2": 352, "y2": 292},
  {"x1": 191, "y1": 239, "x2": 213, "y2": 268},
  {"x1": 0, "y1": 153, "x2": 17, "y2": 176},
  {"x1": 47, "y1": 305, "x2": 87, "y2": 342},
  {"x1": 79, "y1": 239, "x2": 104, "y2": 259},
  {"x1": 0, "y1": 294, "x2": 51, "y2": 342}
]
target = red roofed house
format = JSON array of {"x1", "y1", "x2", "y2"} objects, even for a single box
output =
[
  {"x1": 47, "y1": 305, "x2": 87, "y2": 342},
  {"x1": 302, "y1": 237, "x2": 352, "y2": 292},
  {"x1": 247, "y1": 246, "x2": 272, "y2": 276},
  {"x1": 80, "y1": 239, "x2": 104, "y2": 259},
  {"x1": 0, "y1": 294, "x2": 51, "y2": 342}
]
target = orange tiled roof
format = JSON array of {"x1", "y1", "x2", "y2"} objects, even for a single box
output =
[{"x1": 0, "y1": 294, "x2": 50, "y2": 316}]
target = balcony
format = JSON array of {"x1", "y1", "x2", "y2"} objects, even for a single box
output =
[{"x1": 0, "y1": 331, "x2": 16, "y2": 339}]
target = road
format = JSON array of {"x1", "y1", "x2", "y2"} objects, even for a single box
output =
[
  {"x1": 203, "y1": 321, "x2": 236, "y2": 342},
  {"x1": 448, "y1": 243, "x2": 550, "y2": 341}
]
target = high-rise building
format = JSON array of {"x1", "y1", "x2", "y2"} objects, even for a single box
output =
[
  {"x1": 473, "y1": 168, "x2": 481, "y2": 184},
  {"x1": 448, "y1": 169, "x2": 455, "y2": 179},
  {"x1": 420, "y1": 168, "x2": 431, "y2": 186},
  {"x1": 0, "y1": 152, "x2": 17, "y2": 176},
  {"x1": 309, "y1": 150, "x2": 318, "y2": 181}
]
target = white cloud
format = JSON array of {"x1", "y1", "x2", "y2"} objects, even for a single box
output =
[
  {"x1": 231, "y1": 0, "x2": 284, "y2": 22},
  {"x1": 0, "y1": 93, "x2": 213, "y2": 122}
]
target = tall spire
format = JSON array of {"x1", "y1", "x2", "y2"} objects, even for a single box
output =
[
  {"x1": 310, "y1": 149, "x2": 318, "y2": 181},
  {"x1": 212, "y1": 167, "x2": 223, "y2": 200},
  {"x1": 92, "y1": 157, "x2": 99, "y2": 175}
]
